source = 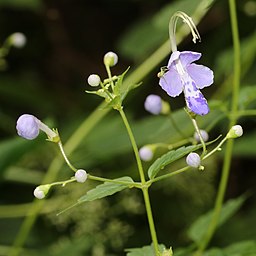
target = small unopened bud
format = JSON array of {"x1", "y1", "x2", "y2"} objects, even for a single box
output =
[
  {"x1": 186, "y1": 152, "x2": 201, "y2": 168},
  {"x1": 75, "y1": 169, "x2": 88, "y2": 183},
  {"x1": 87, "y1": 74, "x2": 101, "y2": 87},
  {"x1": 103, "y1": 51, "x2": 118, "y2": 67},
  {"x1": 33, "y1": 184, "x2": 51, "y2": 199},
  {"x1": 10, "y1": 32, "x2": 26, "y2": 48},
  {"x1": 16, "y1": 114, "x2": 59, "y2": 142},
  {"x1": 139, "y1": 146, "x2": 154, "y2": 161},
  {"x1": 227, "y1": 125, "x2": 243, "y2": 139},
  {"x1": 194, "y1": 129, "x2": 209, "y2": 142},
  {"x1": 144, "y1": 94, "x2": 162, "y2": 115}
]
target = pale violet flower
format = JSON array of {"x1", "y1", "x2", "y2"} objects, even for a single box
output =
[
  {"x1": 10, "y1": 32, "x2": 26, "y2": 48},
  {"x1": 159, "y1": 51, "x2": 214, "y2": 116},
  {"x1": 75, "y1": 169, "x2": 88, "y2": 183},
  {"x1": 16, "y1": 114, "x2": 58, "y2": 141},
  {"x1": 186, "y1": 152, "x2": 201, "y2": 168},
  {"x1": 139, "y1": 146, "x2": 153, "y2": 161},
  {"x1": 144, "y1": 94, "x2": 162, "y2": 115},
  {"x1": 33, "y1": 185, "x2": 51, "y2": 199}
]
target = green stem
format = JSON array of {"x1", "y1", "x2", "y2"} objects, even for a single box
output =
[
  {"x1": 58, "y1": 141, "x2": 77, "y2": 173},
  {"x1": 119, "y1": 108, "x2": 159, "y2": 255},
  {"x1": 195, "y1": 0, "x2": 241, "y2": 254}
]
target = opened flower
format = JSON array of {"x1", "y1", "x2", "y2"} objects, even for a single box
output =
[{"x1": 159, "y1": 51, "x2": 214, "y2": 116}]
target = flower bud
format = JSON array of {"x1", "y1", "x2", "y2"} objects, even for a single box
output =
[
  {"x1": 139, "y1": 146, "x2": 154, "y2": 161},
  {"x1": 16, "y1": 114, "x2": 59, "y2": 142},
  {"x1": 10, "y1": 32, "x2": 26, "y2": 48},
  {"x1": 75, "y1": 169, "x2": 88, "y2": 183},
  {"x1": 103, "y1": 51, "x2": 118, "y2": 67},
  {"x1": 87, "y1": 74, "x2": 101, "y2": 87},
  {"x1": 33, "y1": 184, "x2": 51, "y2": 199},
  {"x1": 194, "y1": 129, "x2": 209, "y2": 142},
  {"x1": 226, "y1": 125, "x2": 243, "y2": 139},
  {"x1": 144, "y1": 94, "x2": 163, "y2": 115},
  {"x1": 186, "y1": 152, "x2": 201, "y2": 168},
  {"x1": 16, "y1": 114, "x2": 40, "y2": 140}
]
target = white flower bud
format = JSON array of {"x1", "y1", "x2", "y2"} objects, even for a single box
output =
[
  {"x1": 227, "y1": 125, "x2": 243, "y2": 139},
  {"x1": 186, "y1": 152, "x2": 201, "y2": 168},
  {"x1": 33, "y1": 185, "x2": 51, "y2": 199},
  {"x1": 103, "y1": 51, "x2": 118, "y2": 67},
  {"x1": 144, "y1": 94, "x2": 162, "y2": 115},
  {"x1": 87, "y1": 74, "x2": 101, "y2": 87},
  {"x1": 139, "y1": 146, "x2": 153, "y2": 161},
  {"x1": 75, "y1": 169, "x2": 88, "y2": 183},
  {"x1": 10, "y1": 32, "x2": 26, "y2": 48},
  {"x1": 194, "y1": 129, "x2": 209, "y2": 142}
]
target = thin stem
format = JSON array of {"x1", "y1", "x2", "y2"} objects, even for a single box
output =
[
  {"x1": 58, "y1": 141, "x2": 77, "y2": 173},
  {"x1": 118, "y1": 108, "x2": 159, "y2": 255},
  {"x1": 191, "y1": 118, "x2": 207, "y2": 156},
  {"x1": 195, "y1": 0, "x2": 241, "y2": 254}
]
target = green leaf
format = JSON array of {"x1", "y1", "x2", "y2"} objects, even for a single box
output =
[
  {"x1": 187, "y1": 194, "x2": 247, "y2": 244},
  {"x1": 125, "y1": 244, "x2": 166, "y2": 256},
  {"x1": 148, "y1": 144, "x2": 202, "y2": 179},
  {"x1": 0, "y1": 0, "x2": 42, "y2": 10},
  {"x1": 224, "y1": 240, "x2": 256, "y2": 255},
  {"x1": 78, "y1": 176, "x2": 134, "y2": 203}
]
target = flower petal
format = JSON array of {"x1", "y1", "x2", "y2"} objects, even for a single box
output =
[
  {"x1": 187, "y1": 63, "x2": 214, "y2": 89},
  {"x1": 179, "y1": 51, "x2": 201, "y2": 67},
  {"x1": 159, "y1": 68, "x2": 183, "y2": 97},
  {"x1": 183, "y1": 79, "x2": 209, "y2": 116}
]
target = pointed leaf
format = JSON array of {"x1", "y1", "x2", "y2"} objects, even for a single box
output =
[
  {"x1": 78, "y1": 176, "x2": 134, "y2": 203},
  {"x1": 125, "y1": 244, "x2": 166, "y2": 256},
  {"x1": 188, "y1": 194, "x2": 247, "y2": 244},
  {"x1": 148, "y1": 144, "x2": 202, "y2": 179}
]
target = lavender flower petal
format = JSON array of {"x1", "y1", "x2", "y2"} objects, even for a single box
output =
[
  {"x1": 159, "y1": 68, "x2": 183, "y2": 97},
  {"x1": 178, "y1": 51, "x2": 201, "y2": 67},
  {"x1": 186, "y1": 63, "x2": 214, "y2": 89},
  {"x1": 183, "y1": 80, "x2": 209, "y2": 116}
]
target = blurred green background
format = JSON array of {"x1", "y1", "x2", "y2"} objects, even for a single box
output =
[{"x1": 0, "y1": 0, "x2": 256, "y2": 255}]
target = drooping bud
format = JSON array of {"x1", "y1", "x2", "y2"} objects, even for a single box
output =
[
  {"x1": 144, "y1": 94, "x2": 163, "y2": 115},
  {"x1": 75, "y1": 169, "x2": 88, "y2": 183},
  {"x1": 194, "y1": 129, "x2": 209, "y2": 142},
  {"x1": 186, "y1": 152, "x2": 201, "y2": 168},
  {"x1": 87, "y1": 74, "x2": 101, "y2": 87},
  {"x1": 139, "y1": 146, "x2": 154, "y2": 161},
  {"x1": 103, "y1": 51, "x2": 118, "y2": 67},
  {"x1": 226, "y1": 125, "x2": 243, "y2": 139},
  {"x1": 33, "y1": 184, "x2": 51, "y2": 199},
  {"x1": 16, "y1": 114, "x2": 59, "y2": 142}
]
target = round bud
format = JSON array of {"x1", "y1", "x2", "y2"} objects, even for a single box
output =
[
  {"x1": 194, "y1": 129, "x2": 209, "y2": 142},
  {"x1": 33, "y1": 185, "x2": 50, "y2": 199},
  {"x1": 186, "y1": 152, "x2": 201, "y2": 168},
  {"x1": 16, "y1": 114, "x2": 40, "y2": 140},
  {"x1": 227, "y1": 125, "x2": 243, "y2": 139},
  {"x1": 103, "y1": 51, "x2": 118, "y2": 67},
  {"x1": 75, "y1": 169, "x2": 88, "y2": 183},
  {"x1": 139, "y1": 146, "x2": 153, "y2": 161},
  {"x1": 87, "y1": 74, "x2": 101, "y2": 87},
  {"x1": 10, "y1": 32, "x2": 26, "y2": 48},
  {"x1": 144, "y1": 94, "x2": 162, "y2": 115}
]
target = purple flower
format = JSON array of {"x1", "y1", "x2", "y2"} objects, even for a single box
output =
[
  {"x1": 144, "y1": 94, "x2": 162, "y2": 115},
  {"x1": 159, "y1": 51, "x2": 214, "y2": 116}
]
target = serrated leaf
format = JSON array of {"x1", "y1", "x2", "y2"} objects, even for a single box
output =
[
  {"x1": 148, "y1": 144, "x2": 202, "y2": 179},
  {"x1": 125, "y1": 244, "x2": 166, "y2": 256},
  {"x1": 78, "y1": 176, "x2": 134, "y2": 203},
  {"x1": 188, "y1": 194, "x2": 247, "y2": 244}
]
